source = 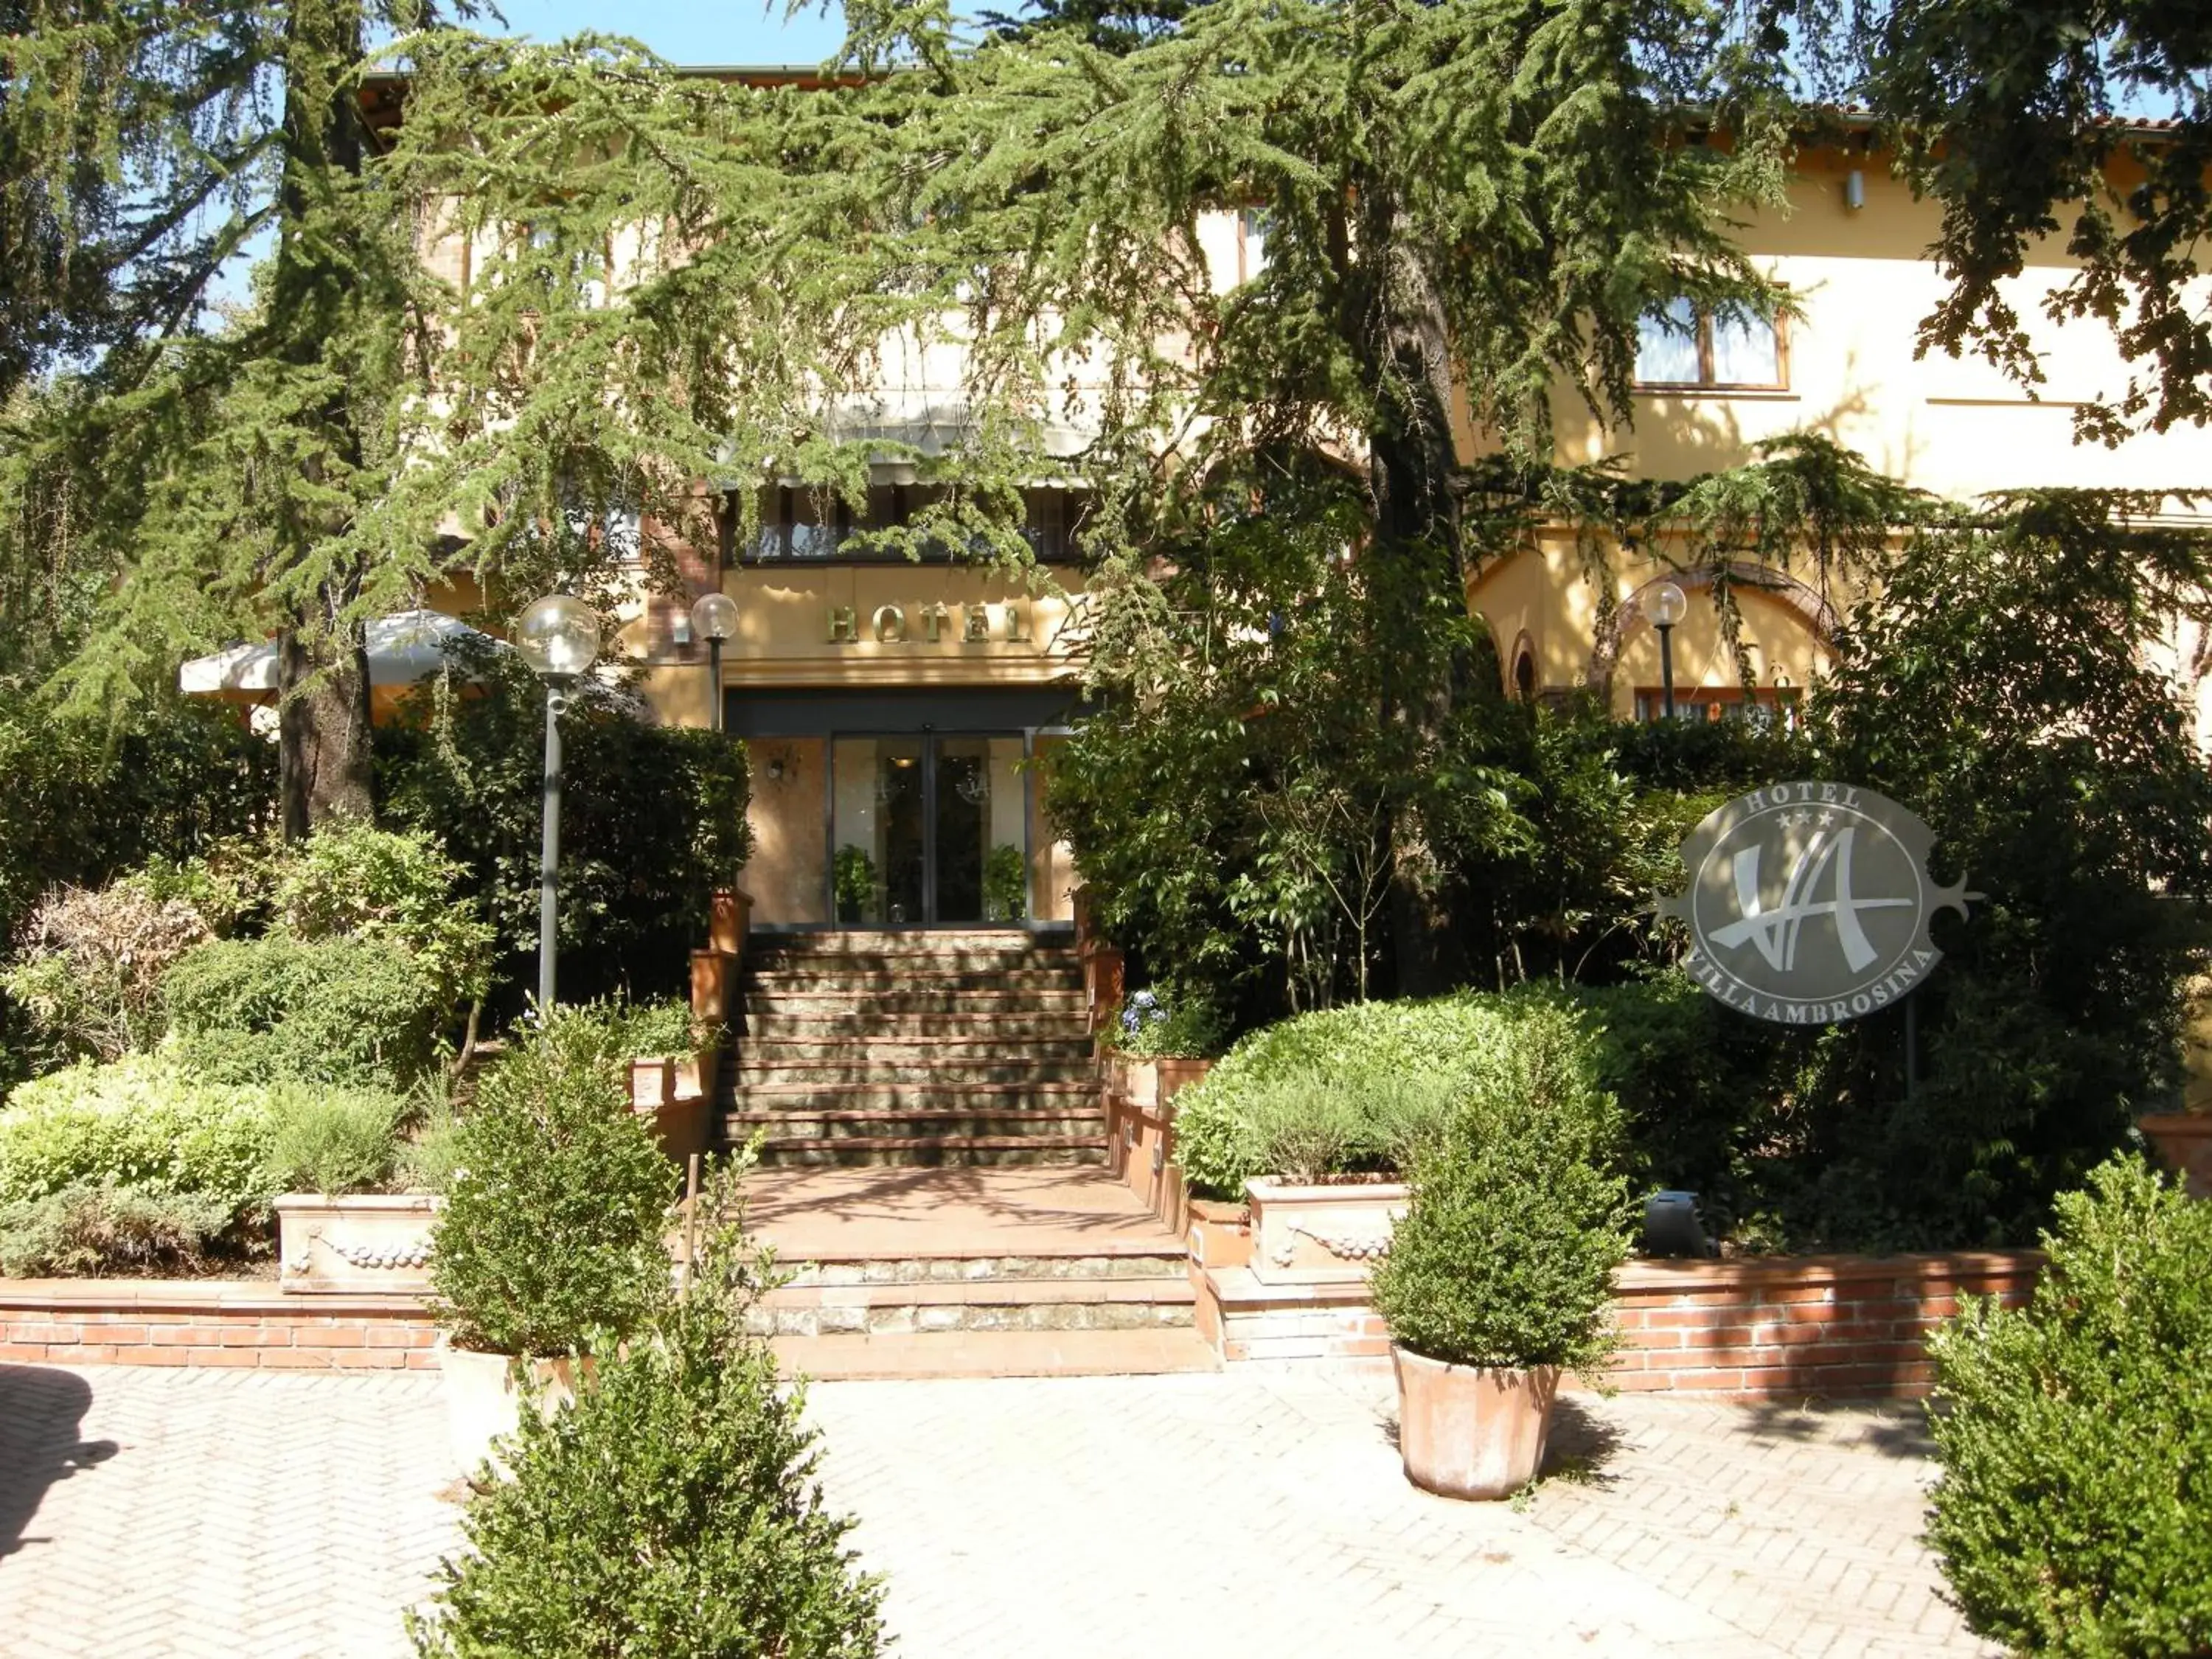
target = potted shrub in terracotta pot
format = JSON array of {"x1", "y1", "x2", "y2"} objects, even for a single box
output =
[
  {"x1": 1370, "y1": 1003, "x2": 1632, "y2": 1500},
  {"x1": 428, "y1": 1006, "x2": 681, "y2": 1475},
  {"x1": 609, "y1": 996, "x2": 723, "y2": 1159}
]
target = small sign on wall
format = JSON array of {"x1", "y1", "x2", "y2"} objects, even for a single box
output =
[{"x1": 1658, "y1": 782, "x2": 1970, "y2": 1025}]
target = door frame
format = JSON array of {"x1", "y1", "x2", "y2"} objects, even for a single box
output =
[{"x1": 822, "y1": 729, "x2": 1034, "y2": 929}]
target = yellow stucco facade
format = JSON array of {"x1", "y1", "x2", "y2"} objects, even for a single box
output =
[{"x1": 1467, "y1": 141, "x2": 2212, "y2": 720}]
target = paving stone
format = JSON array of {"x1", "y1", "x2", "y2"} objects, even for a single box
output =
[{"x1": 0, "y1": 1361, "x2": 1993, "y2": 1657}]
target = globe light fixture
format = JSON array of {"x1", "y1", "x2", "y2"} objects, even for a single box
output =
[
  {"x1": 1647, "y1": 580, "x2": 1688, "y2": 720},
  {"x1": 516, "y1": 592, "x2": 601, "y2": 680},
  {"x1": 518, "y1": 594, "x2": 602, "y2": 1009},
  {"x1": 691, "y1": 591, "x2": 740, "y2": 733}
]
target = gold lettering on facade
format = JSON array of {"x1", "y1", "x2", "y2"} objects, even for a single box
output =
[
  {"x1": 962, "y1": 604, "x2": 991, "y2": 644},
  {"x1": 827, "y1": 606, "x2": 859, "y2": 644},
  {"x1": 1001, "y1": 601, "x2": 1032, "y2": 643},
  {"x1": 872, "y1": 605, "x2": 908, "y2": 644},
  {"x1": 923, "y1": 602, "x2": 950, "y2": 643}
]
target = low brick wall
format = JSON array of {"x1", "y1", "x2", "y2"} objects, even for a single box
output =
[
  {"x1": 1, "y1": 1279, "x2": 439, "y2": 1371},
  {"x1": 1196, "y1": 1251, "x2": 2042, "y2": 1399}
]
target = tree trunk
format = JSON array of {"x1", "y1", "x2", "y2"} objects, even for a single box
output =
[
  {"x1": 1357, "y1": 194, "x2": 1473, "y2": 998},
  {"x1": 277, "y1": 607, "x2": 375, "y2": 840},
  {"x1": 270, "y1": 0, "x2": 375, "y2": 841}
]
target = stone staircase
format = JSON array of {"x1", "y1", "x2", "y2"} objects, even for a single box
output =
[{"x1": 717, "y1": 931, "x2": 1107, "y2": 1167}]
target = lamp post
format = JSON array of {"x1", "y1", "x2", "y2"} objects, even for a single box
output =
[
  {"x1": 1648, "y1": 580, "x2": 1687, "y2": 721},
  {"x1": 515, "y1": 594, "x2": 602, "y2": 1010},
  {"x1": 691, "y1": 591, "x2": 738, "y2": 734}
]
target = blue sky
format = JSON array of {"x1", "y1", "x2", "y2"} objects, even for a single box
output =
[{"x1": 480, "y1": 0, "x2": 850, "y2": 66}]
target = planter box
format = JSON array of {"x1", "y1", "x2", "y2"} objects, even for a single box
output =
[
  {"x1": 275, "y1": 1194, "x2": 440, "y2": 1295},
  {"x1": 1186, "y1": 1198, "x2": 1251, "y2": 1272},
  {"x1": 2138, "y1": 1112, "x2": 2212, "y2": 1200},
  {"x1": 1155, "y1": 1057, "x2": 1214, "y2": 1102},
  {"x1": 629, "y1": 1051, "x2": 718, "y2": 1160},
  {"x1": 1245, "y1": 1177, "x2": 1408, "y2": 1286}
]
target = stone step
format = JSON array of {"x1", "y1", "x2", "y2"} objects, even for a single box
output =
[
  {"x1": 733, "y1": 1059, "x2": 1096, "y2": 1086},
  {"x1": 738, "y1": 1012, "x2": 1093, "y2": 1041},
  {"x1": 745, "y1": 970, "x2": 1085, "y2": 995},
  {"x1": 777, "y1": 1251, "x2": 1189, "y2": 1287},
  {"x1": 724, "y1": 1107, "x2": 1103, "y2": 1141},
  {"x1": 750, "y1": 945, "x2": 1082, "y2": 970},
  {"x1": 743, "y1": 990, "x2": 1089, "y2": 1017},
  {"x1": 731, "y1": 1081, "x2": 1099, "y2": 1110},
  {"x1": 738, "y1": 1036, "x2": 1095, "y2": 1063},
  {"x1": 748, "y1": 1276, "x2": 1196, "y2": 1338},
  {"x1": 751, "y1": 929, "x2": 1077, "y2": 955},
  {"x1": 749, "y1": 1135, "x2": 1110, "y2": 1168},
  {"x1": 770, "y1": 1327, "x2": 1220, "y2": 1380}
]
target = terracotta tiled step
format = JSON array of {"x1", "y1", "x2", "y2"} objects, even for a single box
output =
[
  {"x1": 771, "y1": 1326, "x2": 1220, "y2": 1380},
  {"x1": 753, "y1": 1134, "x2": 1109, "y2": 1168},
  {"x1": 733, "y1": 1059, "x2": 1094, "y2": 1086},
  {"x1": 748, "y1": 1275, "x2": 1196, "y2": 1338},
  {"x1": 723, "y1": 1108, "x2": 1103, "y2": 1141},
  {"x1": 751, "y1": 946, "x2": 1079, "y2": 972}
]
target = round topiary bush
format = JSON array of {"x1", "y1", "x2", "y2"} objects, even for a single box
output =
[
  {"x1": 428, "y1": 1007, "x2": 678, "y2": 1358},
  {"x1": 1925, "y1": 1154, "x2": 2212, "y2": 1657},
  {"x1": 1369, "y1": 1003, "x2": 1633, "y2": 1373}
]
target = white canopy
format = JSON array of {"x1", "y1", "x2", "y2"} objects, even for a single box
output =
[{"x1": 178, "y1": 609, "x2": 509, "y2": 698}]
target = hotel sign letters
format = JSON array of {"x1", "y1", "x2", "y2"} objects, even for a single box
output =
[
  {"x1": 1658, "y1": 782, "x2": 1968, "y2": 1026},
  {"x1": 828, "y1": 601, "x2": 1032, "y2": 646}
]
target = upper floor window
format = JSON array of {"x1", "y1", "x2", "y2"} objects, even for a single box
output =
[
  {"x1": 1634, "y1": 296, "x2": 1786, "y2": 390},
  {"x1": 742, "y1": 481, "x2": 1088, "y2": 563}
]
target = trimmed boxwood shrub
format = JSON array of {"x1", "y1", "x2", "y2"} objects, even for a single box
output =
[
  {"x1": 428, "y1": 1006, "x2": 678, "y2": 1358},
  {"x1": 411, "y1": 1173, "x2": 883, "y2": 1658},
  {"x1": 163, "y1": 934, "x2": 447, "y2": 1088},
  {"x1": 1926, "y1": 1155, "x2": 2212, "y2": 1656},
  {"x1": 1368, "y1": 1002, "x2": 1634, "y2": 1373}
]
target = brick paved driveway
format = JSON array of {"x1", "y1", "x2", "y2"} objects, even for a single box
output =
[{"x1": 1, "y1": 1361, "x2": 1989, "y2": 1657}]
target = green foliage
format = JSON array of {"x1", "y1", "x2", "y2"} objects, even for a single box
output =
[
  {"x1": 1801, "y1": 495, "x2": 2212, "y2": 1248},
  {"x1": 428, "y1": 1006, "x2": 678, "y2": 1358},
  {"x1": 0, "y1": 1184, "x2": 234, "y2": 1278},
  {"x1": 378, "y1": 650, "x2": 751, "y2": 1006},
  {"x1": 265, "y1": 820, "x2": 495, "y2": 1014},
  {"x1": 411, "y1": 1164, "x2": 883, "y2": 1658},
  {"x1": 1370, "y1": 1004, "x2": 1634, "y2": 1373},
  {"x1": 263, "y1": 1087, "x2": 405, "y2": 1197},
  {"x1": 586, "y1": 995, "x2": 711, "y2": 1060},
  {"x1": 163, "y1": 935, "x2": 447, "y2": 1089},
  {"x1": 0, "y1": 1053, "x2": 281, "y2": 1220},
  {"x1": 832, "y1": 845, "x2": 877, "y2": 925},
  {"x1": 1925, "y1": 1155, "x2": 2212, "y2": 1656},
  {"x1": 984, "y1": 843, "x2": 1027, "y2": 922},
  {"x1": 1105, "y1": 987, "x2": 1225, "y2": 1060},
  {"x1": 1173, "y1": 993, "x2": 1533, "y2": 1197}
]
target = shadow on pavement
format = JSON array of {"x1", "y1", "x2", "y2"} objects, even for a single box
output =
[
  {"x1": 0, "y1": 1366, "x2": 118, "y2": 1560},
  {"x1": 1540, "y1": 1395, "x2": 1627, "y2": 1486},
  {"x1": 1733, "y1": 1397, "x2": 1936, "y2": 1461}
]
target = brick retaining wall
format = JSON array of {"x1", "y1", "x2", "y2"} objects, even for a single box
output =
[
  {"x1": 1196, "y1": 1251, "x2": 2042, "y2": 1399},
  {"x1": 0, "y1": 1279, "x2": 439, "y2": 1371}
]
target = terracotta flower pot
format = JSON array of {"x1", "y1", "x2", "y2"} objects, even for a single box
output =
[
  {"x1": 1155, "y1": 1055, "x2": 1214, "y2": 1103},
  {"x1": 1391, "y1": 1346, "x2": 1559, "y2": 1500},
  {"x1": 436, "y1": 1338, "x2": 589, "y2": 1475}
]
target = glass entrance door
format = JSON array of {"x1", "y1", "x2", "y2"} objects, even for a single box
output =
[{"x1": 830, "y1": 735, "x2": 1028, "y2": 925}]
